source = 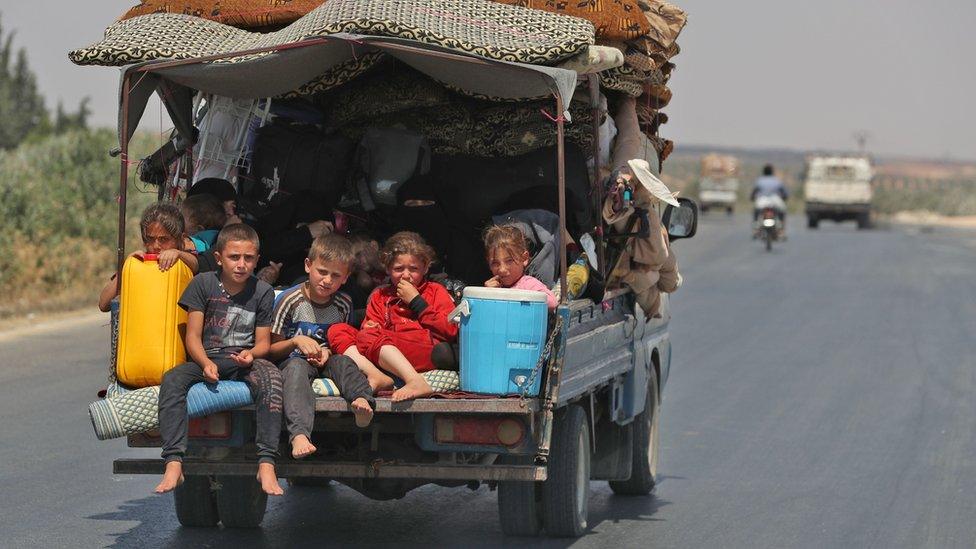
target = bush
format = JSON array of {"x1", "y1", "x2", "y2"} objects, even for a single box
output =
[{"x1": 0, "y1": 128, "x2": 159, "y2": 317}]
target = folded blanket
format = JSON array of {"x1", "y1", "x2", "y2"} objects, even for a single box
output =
[{"x1": 88, "y1": 381, "x2": 253, "y2": 440}]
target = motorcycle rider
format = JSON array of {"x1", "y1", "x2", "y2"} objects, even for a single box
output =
[{"x1": 751, "y1": 164, "x2": 788, "y2": 237}]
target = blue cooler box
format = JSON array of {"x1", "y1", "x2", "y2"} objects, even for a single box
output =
[{"x1": 450, "y1": 287, "x2": 549, "y2": 396}]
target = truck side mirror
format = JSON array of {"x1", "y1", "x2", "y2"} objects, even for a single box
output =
[{"x1": 663, "y1": 198, "x2": 699, "y2": 241}]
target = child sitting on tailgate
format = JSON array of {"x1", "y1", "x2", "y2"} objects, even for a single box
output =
[
  {"x1": 97, "y1": 203, "x2": 199, "y2": 312},
  {"x1": 328, "y1": 232, "x2": 457, "y2": 402},
  {"x1": 268, "y1": 234, "x2": 388, "y2": 460},
  {"x1": 181, "y1": 193, "x2": 227, "y2": 252},
  {"x1": 155, "y1": 223, "x2": 284, "y2": 496},
  {"x1": 483, "y1": 224, "x2": 557, "y2": 310}
]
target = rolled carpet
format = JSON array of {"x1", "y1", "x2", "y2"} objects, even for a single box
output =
[{"x1": 89, "y1": 381, "x2": 253, "y2": 440}]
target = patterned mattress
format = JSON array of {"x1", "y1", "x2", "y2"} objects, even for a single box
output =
[{"x1": 69, "y1": 0, "x2": 595, "y2": 67}]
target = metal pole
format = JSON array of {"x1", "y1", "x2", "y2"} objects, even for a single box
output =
[
  {"x1": 116, "y1": 74, "x2": 131, "y2": 276},
  {"x1": 588, "y1": 75, "x2": 606, "y2": 278},
  {"x1": 556, "y1": 93, "x2": 568, "y2": 304}
]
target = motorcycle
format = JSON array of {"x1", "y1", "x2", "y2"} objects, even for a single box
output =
[
  {"x1": 753, "y1": 194, "x2": 786, "y2": 251},
  {"x1": 757, "y1": 207, "x2": 782, "y2": 251}
]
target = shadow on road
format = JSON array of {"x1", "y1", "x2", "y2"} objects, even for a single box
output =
[{"x1": 88, "y1": 478, "x2": 675, "y2": 547}]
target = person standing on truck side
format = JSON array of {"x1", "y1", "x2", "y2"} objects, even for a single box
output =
[
  {"x1": 750, "y1": 163, "x2": 789, "y2": 223},
  {"x1": 269, "y1": 234, "x2": 385, "y2": 460},
  {"x1": 328, "y1": 232, "x2": 458, "y2": 402},
  {"x1": 154, "y1": 223, "x2": 285, "y2": 496},
  {"x1": 483, "y1": 224, "x2": 558, "y2": 310},
  {"x1": 97, "y1": 203, "x2": 199, "y2": 312}
]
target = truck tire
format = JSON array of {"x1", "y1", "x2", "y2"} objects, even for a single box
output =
[
  {"x1": 609, "y1": 373, "x2": 660, "y2": 495},
  {"x1": 497, "y1": 457, "x2": 543, "y2": 537},
  {"x1": 726, "y1": 206, "x2": 734, "y2": 215},
  {"x1": 856, "y1": 212, "x2": 871, "y2": 230},
  {"x1": 541, "y1": 405, "x2": 591, "y2": 537},
  {"x1": 215, "y1": 475, "x2": 268, "y2": 528},
  {"x1": 174, "y1": 475, "x2": 219, "y2": 527},
  {"x1": 807, "y1": 215, "x2": 819, "y2": 229}
]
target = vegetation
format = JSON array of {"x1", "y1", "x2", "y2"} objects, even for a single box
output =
[{"x1": 0, "y1": 129, "x2": 158, "y2": 318}]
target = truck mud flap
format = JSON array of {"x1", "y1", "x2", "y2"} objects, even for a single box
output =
[{"x1": 114, "y1": 458, "x2": 547, "y2": 482}]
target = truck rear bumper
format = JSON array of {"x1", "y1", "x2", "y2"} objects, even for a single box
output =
[
  {"x1": 114, "y1": 458, "x2": 547, "y2": 481},
  {"x1": 805, "y1": 202, "x2": 871, "y2": 214}
]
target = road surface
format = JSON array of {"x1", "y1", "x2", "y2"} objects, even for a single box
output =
[{"x1": 1, "y1": 216, "x2": 974, "y2": 548}]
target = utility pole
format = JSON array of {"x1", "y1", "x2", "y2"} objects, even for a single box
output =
[{"x1": 853, "y1": 131, "x2": 870, "y2": 154}]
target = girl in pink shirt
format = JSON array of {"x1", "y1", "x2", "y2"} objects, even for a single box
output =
[{"x1": 483, "y1": 225, "x2": 558, "y2": 310}]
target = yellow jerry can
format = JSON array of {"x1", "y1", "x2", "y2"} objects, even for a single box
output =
[{"x1": 116, "y1": 254, "x2": 193, "y2": 388}]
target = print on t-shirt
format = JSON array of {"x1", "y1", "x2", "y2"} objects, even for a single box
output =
[{"x1": 271, "y1": 284, "x2": 352, "y2": 357}]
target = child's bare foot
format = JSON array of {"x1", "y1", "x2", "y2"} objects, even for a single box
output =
[
  {"x1": 367, "y1": 372, "x2": 395, "y2": 392},
  {"x1": 391, "y1": 377, "x2": 433, "y2": 402},
  {"x1": 154, "y1": 461, "x2": 184, "y2": 494},
  {"x1": 351, "y1": 397, "x2": 374, "y2": 428},
  {"x1": 290, "y1": 434, "x2": 317, "y2": 459},
  {"x1": 257, "y1": 462, "x2": 284, "y2": 496}
]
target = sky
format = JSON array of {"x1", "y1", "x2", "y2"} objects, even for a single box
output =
[{"x1": 2, "y1": 0, "x2": 975, "y2": 161}]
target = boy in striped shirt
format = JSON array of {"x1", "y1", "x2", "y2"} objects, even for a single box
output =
[{"x1": 269, "y1": 234, "x2": 376, "y2": 459}]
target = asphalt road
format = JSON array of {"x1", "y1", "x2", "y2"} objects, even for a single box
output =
[{"x1": 2, "y1": 215, "x2": 974, "y2": 548}]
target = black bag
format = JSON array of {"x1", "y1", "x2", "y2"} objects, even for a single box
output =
[{"x1": 245, "y1": 122, "x2": 354, "y2": 210}]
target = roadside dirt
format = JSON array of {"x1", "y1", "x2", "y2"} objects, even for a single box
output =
[{"x1": 884, "y1": 211, "x2": 976, "y2": 230}]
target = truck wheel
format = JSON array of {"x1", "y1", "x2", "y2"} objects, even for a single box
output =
[
  {"x1": 497, "y1": 457, "x2": 543, "y2": 537},
  {"x1": 856, "y1": 213, "x2": 871, "y2": 230},
  {"x1": 215, "y1": 475, "x2": 268, "y2": 528},
  {"x1": 609, "y1": 373, "x2": 660, "y2": 495},
  {"x1": 807, "y1": 216, "x2": 819, "y2": 229},
  {"x1": 174, "y1": 475, "x2": 219, "y2": 527},
  {"x1": 726, "y1": 206, "x2": 734, "y2": 215},
  {"x1": 541, "y1": 405, "x2": 591, "y2": 537}
]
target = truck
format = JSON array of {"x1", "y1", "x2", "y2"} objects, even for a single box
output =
[
  {"x1": 697, "y1": 154, "x2": 740, "y2": 214},
  {"x1": 96, "y1": 33, "x2": 697, "y2": 539},
  {"x1": 804, "y1": 155, "x2": 874, "y2": 229}
]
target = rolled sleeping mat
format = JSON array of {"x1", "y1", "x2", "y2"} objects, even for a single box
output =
[{"x1": 88, "y1": 381, "x2": 254, "y2": 440}]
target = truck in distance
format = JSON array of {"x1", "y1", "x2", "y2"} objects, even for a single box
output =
[{"x1": 804, "y1": 155, "x2": 873, "y2": 229}]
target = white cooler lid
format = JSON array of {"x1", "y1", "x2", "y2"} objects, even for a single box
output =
[{"x1": 462, "y1": 286, "x2": 549, "y2": 303}]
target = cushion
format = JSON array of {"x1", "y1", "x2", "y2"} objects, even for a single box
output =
[
  {"x1": 493, "y1": 0, "x2": 649, "y2": 41},
  {"x1": 423, "y1": 369, "x2": 460, "y2": 392},
  {"x1": 119, "y1": 0, "x2": 324, "y2": 30},
  {"x1": 311, "y1": 377, "x2": 341, "y2": 397},
  {"x1": 310, "y1": 370, "x2": 460, "y2": 397}
]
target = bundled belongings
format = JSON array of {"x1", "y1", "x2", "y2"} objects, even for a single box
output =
[
  {"x1": 118, "y1": 0, "x2": 325, "y2": 31},
  {"x1": 492, "y1": 0, "x2": 649, "y2": 40},
  {"x1": 603, "y1": 159, "x2": 681, "y2": 318},
  {"x1": 244, "y1": 121, "x2": 355, "y2": 211}
]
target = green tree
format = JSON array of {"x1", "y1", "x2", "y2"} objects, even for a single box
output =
[{"x1": 0, "y1": 13, "x2": 91, "y2": 149}]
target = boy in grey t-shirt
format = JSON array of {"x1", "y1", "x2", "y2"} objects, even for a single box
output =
[
  {"x1": 155, "y1": 224, "x2": 285, "y2": 497},
  {"x1": 269, "y1": 234, "x2": 378, "y2": 460}
]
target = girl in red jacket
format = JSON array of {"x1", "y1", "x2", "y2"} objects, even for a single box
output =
[{"x1": 329, "y1": 231, "x2": 458, "y2": 401}]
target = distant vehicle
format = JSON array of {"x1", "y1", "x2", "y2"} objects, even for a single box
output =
[
  {"x1": 803, "y1": 156, "x2": 873, "y2": 229},
  {"x1": 697, "y1": 154, "x2": 739, "y2": 214}
]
